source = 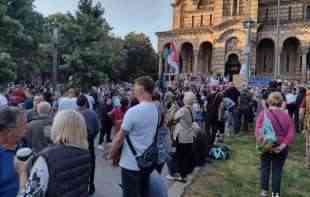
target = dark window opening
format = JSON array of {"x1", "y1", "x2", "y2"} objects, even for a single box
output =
[
  {"x1": 286, "y1": 55, "x2": 290, "y2": 72},
  {"x1": 300, "y1": 55, "x2": 303, "y2": 72},
  {"x1": 307, "y1": 6, "x2": 310, "y2": 20},
  {"x1": 192, "y1": 16, "x2": 195, "y2": 27},
  {"x1": 265, "y1": 8, "x2": 269, "y2": 20},
  {"x1": 288, "y1": 7, "x2": 292, "y2": 21},
  {"x1": 210, "y1": 15, "x2": 213, "y2": 25},
  {"x1": 201, "y1": 15, "x2": 203, "y2": 26},
  {"x1": 263, "y1": 55, "x2": 267, "y2": 72},
  {"x1": 232, "y1": 0, "x2": 238, "y2": 16}
]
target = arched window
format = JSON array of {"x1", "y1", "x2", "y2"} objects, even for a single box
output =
[{"x1": 265, "y1": 8, "x2": 269, "y2": 20}]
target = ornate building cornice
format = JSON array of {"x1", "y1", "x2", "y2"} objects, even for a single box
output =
[
  {"x1": 212, "y1": 18, "x2": 243, "y2": 31},
  {"x1": 259, "y1": 0, "x2": 305, "y2": 6},
  {"x1": 156, "y1": 26, "x2": 214, "y2": 37}
]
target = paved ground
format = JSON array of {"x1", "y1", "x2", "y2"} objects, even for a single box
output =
[
  {"x1": 92, "y1": 146, "x2": 122, "y2": 197},
  {"x1": 92, "y1": 145, "x2": 171, "y2": 197}
]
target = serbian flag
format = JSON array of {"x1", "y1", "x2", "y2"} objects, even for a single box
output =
[{"x1": 167, "y1": 42, "x2": 180, "y2": 73}]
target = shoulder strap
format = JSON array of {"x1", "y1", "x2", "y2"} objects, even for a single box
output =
[
  {"x1": 268, "y1": 110, "x2": 285, "y2": 133},
  {"x1": 186, "y1": 106, "x2": 194, "y2": 122},
  {"x1": 126, "y1": 105, "x2": 160, "y2": 157}
]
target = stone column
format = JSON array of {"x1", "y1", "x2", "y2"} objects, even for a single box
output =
[
  {"x1": 230, "y1": 0, "x2": 234, "y2": 16},
  {"x1": 158, "y1": 52, "x2": 163, "y2": 77},
  {"x1": 193, "y1": 49, "x2": 199, "y2": 74},
  {"x1": 302, "y1": 47, "x2": 309, "y2": 81},
  {"x1": 237, "y1": 0, "x2": 240, "y2": 15}
]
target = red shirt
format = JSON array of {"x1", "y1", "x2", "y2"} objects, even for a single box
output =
[
  {"x1": 111, "y1": 107, "x2": 125, "y2": 122},
  {"x1": 111, "y1": 107, "x2": 128, "y2": 132}
]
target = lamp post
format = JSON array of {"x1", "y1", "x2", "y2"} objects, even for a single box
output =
[
  {"x1": 275, "y1": 0, "x2": 281, "y2": 79},
  {"x1": 52, "y1": 24, "x2": 59, "y2": 92},
  {"x1": 243, "y1": 17, "x2": 255, "y2": 84}
]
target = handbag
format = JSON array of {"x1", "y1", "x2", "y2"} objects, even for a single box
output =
[{"x1": 126, "y1": 108, "x2": 160, "y2": 174}]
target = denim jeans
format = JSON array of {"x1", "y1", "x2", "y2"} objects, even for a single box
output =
[
  {"x1": 121, "y1": 168, "x2": 150, "y2": 197},
  {"x1": 260, "y1": 148, "x2": 288, "y2": 194}
]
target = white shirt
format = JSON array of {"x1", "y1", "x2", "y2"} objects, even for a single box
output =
[
  {"x1": 286, "y1": 93, "x2": 297, "y2": 104},
  {"x1": 58, "y1": 97, "x2": 78, "y2": 111},
  {"x1": 119, "y1": 102, "x2": 158, "y2": 171},
  {"x1": 86, "y1": 95, "x2": 95, "y2": 110},
  {"x1": 0, "y1": 94, "x2": 8, "y2": 107}
]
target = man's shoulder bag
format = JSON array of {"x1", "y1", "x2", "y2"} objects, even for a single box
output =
[{"x1": 126, "y1": 108, "x2": 160, "y2": 174}]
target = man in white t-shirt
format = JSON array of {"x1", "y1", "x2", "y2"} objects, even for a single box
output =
[
  {"x1": 57, "y1": 88, "x2": 78, "y2": 111},
  {"x1": 111, "y1": 76, "x2": 158, "y2": 197}
]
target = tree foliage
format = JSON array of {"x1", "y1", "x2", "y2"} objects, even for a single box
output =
[
  {"x1": 0, "y1": 0, "x2": 158, "y2": 85},
  {"x1": 122, "y1": 32, "x2": 158, "y2": 81}
]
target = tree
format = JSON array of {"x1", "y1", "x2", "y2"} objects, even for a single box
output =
[
  {"x1": 0, "y1": 0, "x2": 159, "y2": 84},
  {"x1": 0, "y1": 0, "x2": 46, "y2": 82},
  {"x1": 121, "y1": 32, "x2": 158, "y2": 81},
  {"x1": 59, "y1": 0, "x2": 114, "y2": 88},
  {"x1": 0, "y1": 52, "x2": 16, "y2": 83}
]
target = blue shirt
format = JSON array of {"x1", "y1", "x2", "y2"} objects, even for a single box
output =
[
  {"x1": 79, "y1": 109, "x2": 99, "y2": 140},
  {"x1": 0, "y1": 145, "x2": 19, "y2": 197}
]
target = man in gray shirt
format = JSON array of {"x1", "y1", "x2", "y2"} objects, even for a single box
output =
[{"x1": 111, "y1": 76, "x2": 158, "y2": 197}]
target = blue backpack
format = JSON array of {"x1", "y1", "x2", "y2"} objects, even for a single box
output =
[
  {"x1": 209, "y1": 144, "x2": 231, "y2": 160},
  {"x1": 260, "y1": 111, "x2": 277, "y2": 144},
  {"x1": 256, "y1": 111, "x2": 277, "y2": 153}
]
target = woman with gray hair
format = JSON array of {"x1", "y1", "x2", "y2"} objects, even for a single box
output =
[
  {"x1": 174, "y1": 91, "x2": 200, "y2": 182},
  {"x1": 15, "y1": 110, "x2": 91, "y2": 197},
  {"x1": 256, "y1": 92, "x2": 295, "y2": 197}
]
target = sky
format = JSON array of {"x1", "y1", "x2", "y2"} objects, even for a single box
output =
[{"x1": 34, "y1": 0, "x2": 172, "y2": 50}]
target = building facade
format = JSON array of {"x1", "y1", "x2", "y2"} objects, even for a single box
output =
[{"x1": 157, "y1": 0, "x2": 310, "y2": 80}]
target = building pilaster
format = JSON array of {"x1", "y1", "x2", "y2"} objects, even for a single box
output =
[
  {"x1": 158, "y1": 52, "x2": 163, "y2": 76},
  {"x1": 302, "y1": 47, "x2": 309, "y2": 81},
  {"x1": 193, "y1": 49, "x2": 199, "y2": 73},
  {"x1": 237, "y1": 0, "x2": 240, "y2": 15}
]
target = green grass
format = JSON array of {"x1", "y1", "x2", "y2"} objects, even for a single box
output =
[{"x1": 184, "y1": 134, "x2": 310, "y2": 197}]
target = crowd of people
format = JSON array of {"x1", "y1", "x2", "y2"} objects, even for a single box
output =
[{"x1": 0, "y1": 74, "x2": 309, "y2": 197}]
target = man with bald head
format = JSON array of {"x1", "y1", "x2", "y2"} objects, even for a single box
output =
[
  {"x1": 26, "y1": 95, "x2": 44, "y2": 122},
  {"x1": 22, "y1": 101, "x2": 53, "y2": 153}
]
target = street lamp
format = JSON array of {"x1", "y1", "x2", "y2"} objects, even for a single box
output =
[
  {"x1": 52, "y1": 26, "x2": 59, "y2": 92},
  {"x1": 243, "y1": 17, "x2": 255, "y2": 83},
  {"x1": 275, "y1": 0, "x2": 281, "y2": 79}
]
